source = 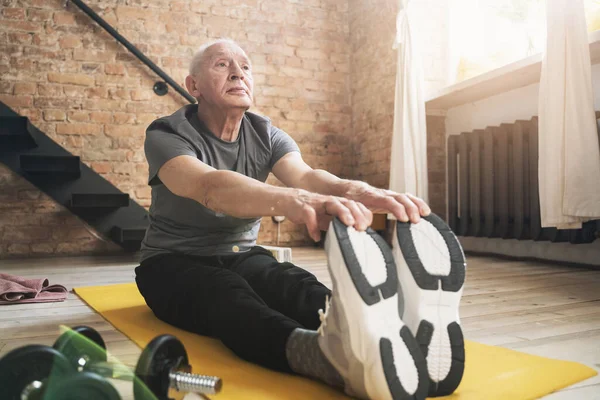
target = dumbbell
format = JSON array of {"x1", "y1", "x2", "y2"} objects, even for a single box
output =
[
  {"x1": 0, "y1": 344, "x2": 120, "y2": 400},
  {"x1": 53, "y1": 326, "x2": 222, "y2": 400}
]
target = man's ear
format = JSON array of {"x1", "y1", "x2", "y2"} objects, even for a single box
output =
[{"x1": 185, "y1": 75, "x2": 200, "y2": 98}]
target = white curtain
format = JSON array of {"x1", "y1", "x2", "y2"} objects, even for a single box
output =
[
  {"x1": 388, "y1": 0, "x2": 429, "y2": 207},
  {"x1": 538, "y1": 0, "x2": 600, "y2": 229}
]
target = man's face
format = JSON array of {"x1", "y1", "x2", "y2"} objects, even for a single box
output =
[{"x1": 188, "y1": 42, "x2": 254, "y2": 110}]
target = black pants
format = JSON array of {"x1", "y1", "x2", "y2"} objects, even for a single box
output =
[{"x1": 135, "y1": 246, "x2": 331, "y2": 372}]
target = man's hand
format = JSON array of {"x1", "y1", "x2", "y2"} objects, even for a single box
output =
[
  {"x1": 283, "y1": 189, "x2": 373, "y2": 242},
  {"x1": 343, "y1": 181, "x2": 431, "y2": 223}
]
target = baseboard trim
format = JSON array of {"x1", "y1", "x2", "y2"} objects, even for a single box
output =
[{"x1": 458, "y1": 236, "x2": 600, "y2": 268}]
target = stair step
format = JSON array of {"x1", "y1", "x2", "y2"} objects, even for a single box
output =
[
  {"x1": 70, "y1": 193, "x2": 130, "y2": 208},
  {"x1": 110, "y1": 226, "x2": 147, "y2": 243},
  {"x1": 0, "y1": 116, "x2": 37, "y2": 150},
  {"x1": 20, "y1": 154, "x2": 81, "y2": 179}
]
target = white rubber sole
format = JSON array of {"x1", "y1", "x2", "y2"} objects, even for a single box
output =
[
  {"x1": 325, "y1": 219, "x2": 429, "y2": 400},
  {"x1": 392, "y1": 213, "x2": 466, "y2": 397}
]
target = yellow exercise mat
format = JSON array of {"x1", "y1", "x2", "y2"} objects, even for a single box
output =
[{"x1": 75, "y1": 283, "x2": 597, "y2": 400}]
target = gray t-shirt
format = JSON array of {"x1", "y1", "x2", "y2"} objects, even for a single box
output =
[{"x1": 140, "y1": 104, "x2": 300, "y2": 261}]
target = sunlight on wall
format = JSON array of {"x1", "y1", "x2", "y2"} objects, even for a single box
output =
[{"x1": 450, "y1": 0, "x2": 600, "y2": 83}]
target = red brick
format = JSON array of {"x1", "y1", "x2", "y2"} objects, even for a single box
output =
[
  {"x1": 90, "y1": 111, "x2": 112, "y2": 124},
  {"x1": 38, "y1": 84, "x2": 63, "y2": 97},
  {"x1": 17, "y1": 189, "x2": 41, "y2": 200},
  {"x1": 43, "y1": 110, "x2": 66, "y2": 121},
  {"x1": 63, "y1": 85, "x2": 87, "y2": 98},
  {"x1": 105, "y1": 63, "x2": 126, "y2": 75},
  {"x1": 135, "y1": 187, "x2": 152, "y2": 199},
  {"x1": 4, "y1": 227, "x2": 50, "y2": 242},
  {"x1": 280, "y1": 66, "x2": 313, "y2": 79},
  {"x1": 1, "y1": 20, "x2": 40, "y2": 32},
  {"x1": 67, "y1": 111, "x2": 89, "y2": 122},
  {"x1": 31, "y1": 243, "x2": 55, "y2": 254},
  {"x1": 59, "y1": 35, "x2": 81, "y2": 48},
  {"x1": 113, "y1": 112, "x2": 136, "y2": 124},
  {"x1": 85, "y1": 87, "x2": 108, "y2": 99},
  {"x1": 61, "y1": 135, "x2": 84, "y2": 148},
  {"x1": 0, "y1": 94, "x2": 32, "y2": 107},
  {"x1": 8, "y1": 32, "x2": 32, "y2": 44},
  {"x1": 108, "y1": 88, "x2": 129, "y2": 100},
  {"x1": 130, "y1": 90, "x2": 151, "y2": 101},
  {"x1": 27, "y1": 9, "x2": 53, "y2": 22},
  {"x1": 116, "y1": 6, "x2": 155, "y2": 21},
  {"x1": 13, "y1": 82, "x2": 36, "y2": 95},
  {"x1": 90, "y1": 162, "x2": 112, "y2": 174},
  {"x1": 48, "y1": 72, "x2": 94, "y2": 86},
  {"x1": 53, "y1": 11, "x2": 76, "y2": 26},
  {"x1": 104, "y1": 124, "x2": 144, "y2": 137},
  {"x1": 20, "y1": 108, "x2": 41, "y2": 122},
  {"x1": 73, "y1": 49, "x2": 114, "y2": 62},
  {"x1": 0, "y1": 82, "x2": 12, "y2": 94},
  {"x1": 30, "y1": 0, "x2": 63, "y2": 9},
  {"x1": 7, "y1": 244, "x2": 30, "y2": 254},
  {"x1": 56, "y1": 123, "x2": 102, "y2": 135},
  {"x1": 3, "y1": 8, "x2": 26, "y2": 20}
]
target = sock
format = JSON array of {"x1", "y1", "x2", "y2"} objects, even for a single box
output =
[{"x1": 285, "y1": 328, "x2": 344, "y2": 389}]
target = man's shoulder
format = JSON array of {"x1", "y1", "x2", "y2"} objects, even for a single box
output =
[
  {"x1": 244, "y1": 111, "x2": 284, "y2": 139},
  {"x1": 147, "y1": 104, "x2": 196, "y2": 134}
]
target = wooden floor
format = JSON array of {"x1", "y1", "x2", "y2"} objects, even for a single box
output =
[{"x1": 1, "y1": 248, "x2": 599, "y2": 399}]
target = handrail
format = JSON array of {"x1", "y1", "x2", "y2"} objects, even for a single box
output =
[{"x1": 68, "y1": 0, "x2": 196, "y2": 104}]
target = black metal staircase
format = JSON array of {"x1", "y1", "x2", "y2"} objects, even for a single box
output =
[
  {"x1": 0, "y1": 101, "x2": 149, "y2": 251},
  {"x1": 0, "y1": 0, "x2": 199, "y2": 253}
]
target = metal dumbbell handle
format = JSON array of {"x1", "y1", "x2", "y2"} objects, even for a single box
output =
[
  {"x1": 83, "y1": 359, "x2": 222, "y2": 395},
  {"x1": 169, "y1": 370, "x2": 222, "y2": 395}
]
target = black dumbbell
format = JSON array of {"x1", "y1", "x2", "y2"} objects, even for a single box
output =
[
  {"x1": 53, "y1": 326, "x2": 222, "y2": 400},
  {"x1": 45, "y1": 371, "x2": 122, "y2": 400},
  {"x1": 0, "y1": 344, "x2": 119, "y2": 400}
]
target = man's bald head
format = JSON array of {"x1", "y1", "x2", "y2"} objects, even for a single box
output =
[{"x1": 189, "y1": 38, "x2": 247, "y2": 77}]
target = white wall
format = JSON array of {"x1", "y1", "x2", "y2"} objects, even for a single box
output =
[{"x1": 446, "y1": 63, "x2": 600, "y2": 136}]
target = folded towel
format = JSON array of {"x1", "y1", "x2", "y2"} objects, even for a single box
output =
[{"x1": 0, "y1": 273, "x2": 68, "y2": 304}]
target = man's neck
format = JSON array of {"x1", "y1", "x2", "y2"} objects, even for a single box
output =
[{"x1": 196, "y1": 104, "x2": 245, "y2": 142}]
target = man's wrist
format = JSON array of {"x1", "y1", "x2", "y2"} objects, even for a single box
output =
[{"x1": 340, "y1": 180, "x2": 371, "y2": 199}]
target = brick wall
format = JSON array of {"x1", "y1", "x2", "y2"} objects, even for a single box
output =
[
  {"x1": 0, "y1": 0, "x2": 351, "y2": 257},
  {"x1": 349, "y1": 0, "x2": 448, "y2": 217}
]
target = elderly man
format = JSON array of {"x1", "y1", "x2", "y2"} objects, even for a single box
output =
[{"x1": 134, "y1": 39, "x2": 465, "y2": 400}]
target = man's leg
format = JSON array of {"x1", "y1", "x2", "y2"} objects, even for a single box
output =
[
  {"x1": 220, "y1": 248, "x2": 353, "y2": 391},
  {"x1": 135, "y1": 253, "x2": 303, "y2": 372},
  {"x1": 224, "y1": 246, "x2": 331, "y2": 330}
]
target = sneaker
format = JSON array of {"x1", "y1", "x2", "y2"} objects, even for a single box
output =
[
  {"x1": 392, "y1": 213, "x2": 466, "y2": 397},
  {"x1": 318, "y1": 218, "x2": 429, "y2": 400}
]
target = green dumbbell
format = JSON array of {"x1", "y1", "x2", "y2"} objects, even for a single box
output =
[
  {"x1": 54, "y1": 326, "x2": 222, "y2": 400},
  {"x1": 0, "y1": 344, "x2": 120, "y2": 400}
]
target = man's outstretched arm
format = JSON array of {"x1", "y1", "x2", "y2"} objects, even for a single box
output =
[
  {"x1": 158, "y1": 155, "x2": 371, "y2": 241},
  {"x1": 272, "y1": 152, "x2": 431, "y2": 223}
]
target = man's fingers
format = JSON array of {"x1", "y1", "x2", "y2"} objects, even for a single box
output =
[
  {"x1": 341, "y1": 199, "x2": 369, "y2": 231},
  {"x1": 357, "y1": 202, "x2": 373, "y2": 227},
  {"x1": 405, "y1": 193, "x2": 431, "y2": 216},
  {"x1": 303, "y1": 207, "x2": 321, "y2": 242},
  {"x1": 325, "y1": 198, "x2": 355, "y2": 227},
  {"x1": 318, "y1": 214, "x2": 334, "y2": 232},
  {"x1": 377, "y1": 196, "x2": 409, "y2": 222},
  {"x1": 394, "y1": 193, "x2": 420, "y2": 223}
]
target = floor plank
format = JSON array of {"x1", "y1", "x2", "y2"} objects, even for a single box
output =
[{"x1": 1, "y1": 247, "x2": 599, "y2": 399}]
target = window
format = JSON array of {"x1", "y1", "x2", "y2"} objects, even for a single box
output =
[{"x1": 449, "y1": 0, "x2": 600, "y2": 83}]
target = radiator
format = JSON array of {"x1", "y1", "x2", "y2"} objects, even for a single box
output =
[{"x1": 447, "y1": 117, "x2": 599, "y2": 244}]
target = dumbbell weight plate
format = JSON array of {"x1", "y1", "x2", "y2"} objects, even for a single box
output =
[
  {"x1": 45, "y1": 371, "x2": 122, "y2": 400},
  {"x1": 134, "y1": 334, "x2": 189, "y2": 400},
  {"x1": 0, "y1": 344, "x2": 74, "y2": 400},
  {"x1": 54, "y1": 325, "x2": 107, "y2": 370}
]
